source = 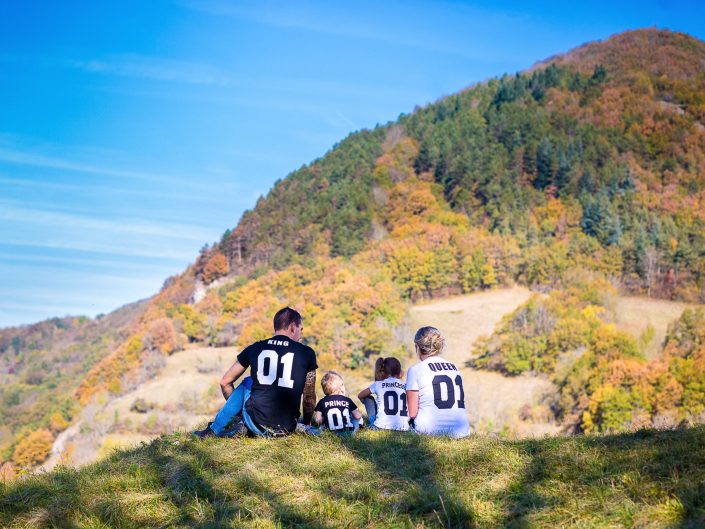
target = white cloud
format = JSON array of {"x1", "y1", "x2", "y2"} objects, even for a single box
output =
[
  {"x1": 0, "y1": 144, "x2": 187, "y2": 186},
  {"x1": 0, "y1": 237, "x2": 197, "y2": 262},
  {"x1": 0, "y1": 175, "x2": 239, "y2": 206},
  {"x1": 0, "y1": 202, "x2": 215, "y2": 242},
  {"x1": 66, "y1": 54, "x2": 232, "y2": 86},
  {"x1": 180, "y1": 0, "x2": 520, "y2": 61},
  {"x1": 0, "y1": 251, "x2": 184, "y2": 272}
]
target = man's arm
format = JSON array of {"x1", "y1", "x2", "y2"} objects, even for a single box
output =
[
  {"x1": 302, "y1": 370, "x2": 317, "y2": 424},
  {"x1": 220, "y1": 361, "x2": 246, "y2": 400}
]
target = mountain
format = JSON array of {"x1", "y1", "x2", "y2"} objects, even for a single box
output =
[{"x1": 2, "y1": 28, "x2": 705, "y2": 470}]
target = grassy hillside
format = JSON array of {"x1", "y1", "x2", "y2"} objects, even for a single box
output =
[
  {"x1": 2, "y1": 427, "x2": 704, "y2": 528},
  {"x1": 5, "y1": 28, "x2": 705, "y2": 472}
]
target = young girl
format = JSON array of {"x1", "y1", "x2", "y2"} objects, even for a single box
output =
[{"x1": 357, "y1": 357, "x2": 409, "y2": 431}]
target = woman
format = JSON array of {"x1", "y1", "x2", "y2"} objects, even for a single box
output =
[{"x1": 405, "y1": 326, "x2": 471, "y2": 438}]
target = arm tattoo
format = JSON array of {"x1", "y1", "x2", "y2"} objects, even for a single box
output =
[{"x1": 302, "y1": 370, "x2": 317, "y2": 424}]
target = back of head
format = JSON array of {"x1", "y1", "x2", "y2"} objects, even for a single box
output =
[
  {"x1": 321, "y1": 370, "x2": 345, "y2": 396},
  {"x1": 414, "y1": 326, "x2": 445, "y2": 358},
  {"x1": 374, "y1": 356, "x2": 402, "y2": 379},
  {"x1": 273, "y1": 307, "x2": 302, "y2": 332},
  {"x1": 383, "y1": 357, "x2": 402, "y2": 378}
]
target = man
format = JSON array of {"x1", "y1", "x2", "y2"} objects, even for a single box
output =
[{"x1": 194, "y1": 307, "x2": 317, "y2": 438}]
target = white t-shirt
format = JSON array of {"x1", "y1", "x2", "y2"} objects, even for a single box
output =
[
  {"x1": 405, "y1": 356, "x2": 470, "y2": 438},
  {"x1": 367, "y1": 377, "x2": 410, "y2": 431}
]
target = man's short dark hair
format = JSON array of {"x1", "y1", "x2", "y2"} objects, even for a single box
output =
[{"x1": 273, "y1": 307, "x2": 302, "y2": 331}]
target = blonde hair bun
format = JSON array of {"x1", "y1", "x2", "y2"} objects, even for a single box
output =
[{"x1": 414, "y1": 326, "x2": 445, "y2": 357}]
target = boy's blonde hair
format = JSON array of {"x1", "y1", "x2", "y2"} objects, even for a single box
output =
[{"x1": 321, "y1": 370, "x2": 345, "y2": 396}]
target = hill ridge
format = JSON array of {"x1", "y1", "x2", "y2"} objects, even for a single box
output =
[{"x1": 3, "y1": 27, "x2": 705, "y2": 472}]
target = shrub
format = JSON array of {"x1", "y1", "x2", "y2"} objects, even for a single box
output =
[
  {"x1": 144, "y1": 318, "x2": 178, "y2": 355},
  {"x1": 202, "y1": 251, "x2": 230, "y2": 284},
  {"x1": 13, "y1": 429, "x2": 54, "y2": 468}
]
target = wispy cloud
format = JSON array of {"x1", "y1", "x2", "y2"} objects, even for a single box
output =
[
  {"x1": 0, "y1": 143, "x2": 182, "y2": 186},
  {"x1": 0, "y1": 238, "x2": 196, "y2": 263},
  {"x1": 0, "y1": 303, "x2": 101, "y2": 317},
  {"x1": 181, "y1": 0, "x2": 520, "y2": 61},
  {"x1": 0, "y1": 136, "x2": 248, "y2": 195},
  {"x1": 0, "y1": 175, "x2": 240, "y2": 207},
  {"x1": 0, "y1": 202, "x2": 215, "y2": 242},
  {"x1": 0, "y1": 51, "x2": 232, "y2": 86},
  {"x1": 0, "y1": 280, "x2": 157, "y2": 304},
  {"x1": 0, "y1": 251, "x2": 184, "y2": 272},
  {"x1": 66, "y1": 54, "x2": 232, "y2": 86}
]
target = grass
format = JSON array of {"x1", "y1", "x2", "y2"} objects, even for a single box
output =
[
  {"x1": 612, "y1": 297, "x2": 694, "y2": 359},
  {"x1": 2, "y1": 428, "x2": 705, "y2": 528}
]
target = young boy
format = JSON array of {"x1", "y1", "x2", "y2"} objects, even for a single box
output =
[{"x1": 313, "y1": 371, "x2": 362, "y2": 434}]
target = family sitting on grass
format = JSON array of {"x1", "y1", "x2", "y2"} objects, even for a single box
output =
[{"x1": 194, "y1": 307, "x2": 470, "y2": 439}]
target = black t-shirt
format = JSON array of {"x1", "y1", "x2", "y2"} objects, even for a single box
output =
[
  {"x1": 238, "y1": 334, "x2": 317, "y2": 432},
  {"x1": 314, "y1": 395, "x2": 358, "y2": 432}
]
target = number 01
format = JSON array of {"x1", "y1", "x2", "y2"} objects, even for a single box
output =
[
  {"x1": 431, "y1": 374, "x2": 465, "y2": 409},
  {"x1": 257, "y1": 350, "x2": 295, "y2": 388}
]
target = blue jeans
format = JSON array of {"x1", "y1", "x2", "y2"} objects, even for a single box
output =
[
  {"x1": 362, "y1": 396, "x2": 377, "y2": 427},
  {"x1": 211, "y1": 377, "x2": 268, "y2": 437}
]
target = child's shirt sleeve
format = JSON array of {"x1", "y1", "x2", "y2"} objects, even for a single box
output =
[
  {"x1": 314, "y1": 399, "x2": 324, "y2": 413},
  {"x1": 348, "y1": 397, "x2": 358, "y2": 411},
  {"x1": 367, "y1": 381, "x2": 377, "y2": 395},
  {"x1": 406, "y1": 365, "x2": 419, "y2": 391}
]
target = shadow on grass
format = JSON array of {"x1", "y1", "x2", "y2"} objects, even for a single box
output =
[
  {"x1": 496, "y1": 427, "x2": 705, "y2": 528},
  {"x1": 0, "y1": 435, "x2": 341, "y2": 528},
  {"x1": 341, "y1": 432, "x2": 477, "y2": 528},
  {"x1": 2, "y1": 427, "x2": 704, "y2": 528}
]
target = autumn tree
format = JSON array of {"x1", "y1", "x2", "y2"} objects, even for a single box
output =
[
  {"x1": 202, "y1": 251, "x2": 230, "y2": 284},
  {"x1": 13, "y1": 429, "x2": 54, "y2": 468}
]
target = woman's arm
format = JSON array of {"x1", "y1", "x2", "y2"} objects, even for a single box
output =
[
  {"x1": 358, "y1": 387, "x2": 372, "y2": 400},
  {"x1": 406, "y1": 390, "x2": 419, "y2": 419}
]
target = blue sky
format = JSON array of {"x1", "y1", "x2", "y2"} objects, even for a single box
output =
[{"x1": 1, "y1": 1, "x2": 703, "y2": 327}]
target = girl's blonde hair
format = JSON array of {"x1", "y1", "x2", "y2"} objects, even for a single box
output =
[
  {"x1": 321, "y1": 370, "x2": 345, "y2": 396},
  {"x1": 414, "y1": 326, "x2": 445, "y2": 357}
]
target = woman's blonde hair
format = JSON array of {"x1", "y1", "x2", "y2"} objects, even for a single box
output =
[
  {"x1": 414, "y1": 326, "x2": 445, "y2": 357},
  {"x1": 321, "y1": 370, "x2": 346, "y2": 396}
]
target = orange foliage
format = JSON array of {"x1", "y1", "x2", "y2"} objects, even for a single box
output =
[
  {"x1": 145, "y1": 318, "x2": 178, "y2": 355},
  {"x1": 48, "y1": 412, "x2": 69, "y2": 434},
  {"x1": 13, "y1": 429, "x2": 54, "y2": 468},
  {"x1": 202, "y1": 251, "x2": 229, "y2": 284}
]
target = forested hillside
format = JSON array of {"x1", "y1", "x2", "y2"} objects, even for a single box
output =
[
  {"x1": 2, "y1": 28, "x2": 705, "y2": 472},
  {"x1": 0, "y1": 301, "x2": 146, "y2": 473}
]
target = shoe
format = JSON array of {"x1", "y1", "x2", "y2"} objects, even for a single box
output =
[
  {"x1": 221, "y1": 420, "x2": 248, "y2": 437},
  {"x1": 193, "y1": 422, "x2": 217, "y2": 439}
]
